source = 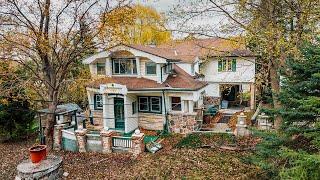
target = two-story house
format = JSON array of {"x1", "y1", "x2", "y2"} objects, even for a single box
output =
[{"x1": 82, "y1": 38, "x2": 255, "y2": 134}]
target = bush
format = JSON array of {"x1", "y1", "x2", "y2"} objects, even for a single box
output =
[{"x1": 0, "y1": 98, "x2": 36, "y2": 140}]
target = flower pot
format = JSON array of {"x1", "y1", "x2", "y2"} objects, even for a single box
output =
[{"x1": 29, "y1": 145, "x2": 47, "y2": 163}]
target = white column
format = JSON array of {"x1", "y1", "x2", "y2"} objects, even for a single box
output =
[
  {"x1": 136, "y1": 57, "x2": 141, "y2": 78},
  {"x1": 156, "y1": 64, "x2": 161, "y2": 83},
  {"x1": 188, "y1": 101, "x2": 194, "y2": 113},
  {"x1": 250, "y1": 83, "x2": 255, "y2": 110},
  {"x1": 87, "y1": 90, "x2": 94, "y2": 110},
  {"x1": 124, "y1": 95, "x2": 128, "y2": 133},
  {"x1": 102, "y1": 94, "x2": 108, "y2": 130},
  {"x1": 105, "y1": 57, "x2": 111, "y2": 76}
]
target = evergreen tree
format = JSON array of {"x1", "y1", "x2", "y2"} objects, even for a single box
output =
[{"x1": 250, "y1": 39, "x2": 320, "y2": 179}]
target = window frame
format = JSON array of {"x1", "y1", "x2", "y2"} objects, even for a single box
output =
[
  {"x1": 145, "y1": 61, "x2": 157, "y2": 75},
  {"x1": 94, "y1": 94, "x2": 103, "y2": 110},
  {"x1": 138, "y1": 97, "x2": 149, "y2": 112},
  {"x1": 218, "y1": 58, "x2": 236, "y2": 72},
  {"x1": 96, "y1": 63, "x2": 106, "y2": 75},
  {"x1": 138, "y1": 96, "x2": 162, "y2": 114},
  {"x1": 171, "y1": 97, "x2": 182, "y2": 111},
  {"x1": 112, "y1": 58, "x2": 137, "y2": 75},
  {"x1": 150, "y1": 97, "x2": 162, "y2": 113}
]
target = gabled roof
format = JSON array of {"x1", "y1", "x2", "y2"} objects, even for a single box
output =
[
  {"x1": 86, "y1": 65, "x2": 207, "y2": 91},
  {"x1": 83, "y1": 38, "x2": 254, "y2": 64}
]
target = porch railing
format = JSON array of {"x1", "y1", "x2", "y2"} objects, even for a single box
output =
[{"x1": 112, "y1": 136, "x2": 132, "y2": 149}]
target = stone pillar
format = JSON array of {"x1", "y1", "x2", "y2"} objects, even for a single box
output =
[
  {"x1": 53, "y1": 124, "x2": 65, "y2": 151},
  {"x1": 131, "y1": 130, "x2": 145, "y2": 156},
  {"x1": 75, "y1": 129, "x2": 87, "y2": 153},
  {"x1": 250, "y1": 83, "x2": 256, "y2": 110},
  {"x1": 100, "y1": 129, "x2": 115, "y2": 153},
  {"x1": 235, "y1": 113, "x2": 250, "y2": 136},
  {"x1": 257, "y1": 113, "x2": 272, "y2": 130}
]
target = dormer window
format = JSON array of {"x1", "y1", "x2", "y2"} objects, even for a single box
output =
[
  {"x1": 146, "y1": 62, "x2": 157, "y2": 75},
  {"x1": 218, "y1": 58, "x2": 236, "y2": 72},
  {"x1": 164, "y1": 63, "x2": 173, "y2": 74},
  {"x1": 97, "y1": 63, "x2": 106, "y2": 75},
  {"x1": 112, "y1": 58, "x2": 137, "y2": 75}
]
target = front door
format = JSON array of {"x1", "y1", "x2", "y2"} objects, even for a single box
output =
[{"x1": 114, "y1": 98, "x2": 125, "y2": 130}]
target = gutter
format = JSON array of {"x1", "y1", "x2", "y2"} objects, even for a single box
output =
[{"x1": 161, "y1": 89, "x2": 169, "y2": 134}]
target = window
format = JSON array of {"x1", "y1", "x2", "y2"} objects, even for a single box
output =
[
  {"x1": 94, "y1": 94, "x2": 103, "y2": 110},
  {"x1": 218, "y1": 58, "x2": 236, "y2": 72},
  {"x1": 171, "y1": 97, "x2": 181, "y2": 111},
  {"x1": 138, "y1": 96, "x2": 162, "y2": 113},
  {"x1": 150, "y1": 97, "x2": 161, "y2": 112},
  {"x1": 112, "y1": 58, "x2": 137, "y2": 74},
  {"x1": 191, "y1": 63, "x2": 195, "y2": 74},
  {"x1": 138, "y1": 97, "x2": 149, "y2": 112},
  {"x1": 96, "y1": 63, "x2": 106, "y2": 75},
  {"x1": 164, "y1": 63, "x2": 172, "y2": 74},
  {"x1": 146, "y1": 62, "x2": 157, "y2": 75},
  {"x1": 132, "y1": 101, "x2": 137, "y2": 114}
]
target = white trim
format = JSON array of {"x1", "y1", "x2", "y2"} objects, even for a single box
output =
[
  {"x1": 150, "y1": 97, "x2": 161, "y2": 113},
  {"x1": 82, "y1": 45, "x2": 167, "y2": 64}
]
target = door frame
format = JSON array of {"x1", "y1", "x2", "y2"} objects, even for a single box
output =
[{"x1": 114, "y1": 97, "x2": 125, "y2": 130}]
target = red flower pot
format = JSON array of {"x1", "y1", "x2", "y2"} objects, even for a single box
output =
[{"x1": 29, "y1": 145, "x2": 47, "y2": 163}]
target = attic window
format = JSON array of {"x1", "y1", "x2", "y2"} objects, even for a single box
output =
[
  {"x1": 218, "y1": 58, "x2": 236, "y2": 72},
  {"x1": 146, "y1": 62, "x2": 157, "y2": 75},
  {"x1": 97, "y1": 63, "x2": 106, "y2": 75}
]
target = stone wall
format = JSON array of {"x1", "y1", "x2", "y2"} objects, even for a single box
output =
[
  {"x1": 168, "y1": 113, "x2": 199, "y2": 134},
  {"x1": 203, "y1": 96, "x2": 220, "y2": 106},
  {"x1": 138, "y1": 113, "x2": 164, "y2": 130}
]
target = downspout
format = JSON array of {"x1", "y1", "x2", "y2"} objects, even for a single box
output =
[{"x1": 162, "y1": 89, "x2": 169, "y2": 134}]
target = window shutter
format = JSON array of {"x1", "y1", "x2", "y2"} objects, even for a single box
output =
[
  {"x1": 218, "y1": 60, "x2": 222, "y2": 72},
  {"x1": 232, "y1": 59, "x2": 236, "y2": 72}
]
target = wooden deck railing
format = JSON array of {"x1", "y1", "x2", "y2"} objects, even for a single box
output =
[{"x1": 112, "y1": 136, "x2": 132, "y2": 148}]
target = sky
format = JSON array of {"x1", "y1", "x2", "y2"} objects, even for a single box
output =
[{"x1": 132, "y1": 0, "x2": 227, "y2": 38}]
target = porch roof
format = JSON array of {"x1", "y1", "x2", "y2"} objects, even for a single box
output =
[{"x1": 86, "y1": 65, "x2": 207, "y2": 91}]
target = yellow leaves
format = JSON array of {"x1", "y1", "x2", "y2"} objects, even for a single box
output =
[{"x1": 99, "y1": 4, "x2": 172, "y2": 46}]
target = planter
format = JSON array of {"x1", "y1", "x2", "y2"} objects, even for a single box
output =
[{"x1": 29, "y1": 145, "x2": 47, "y2": 163}]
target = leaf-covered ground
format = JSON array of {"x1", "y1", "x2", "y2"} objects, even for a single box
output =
[{"x1": 0, "y1": 134, "x2": 265, "y2": 179}]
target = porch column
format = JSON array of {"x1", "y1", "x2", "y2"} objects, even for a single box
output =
[
  {"x1": 124, "y1": 95, "x2": 128, "y2": 133},
  {"x1": 131, "y1": 130, "x2": 145, "y2": 156},
  {"x1": 100, "y1": 129, "x2": 115, "y2": 153},
  {"x1": 250, "y1": 83, "x2": 255, "y2": 110},
  {"x1": 188, "y1": 101, "x2": 194, "y2": 113},
  {"x1": 75, "y1": 129, "x2": 87, "y2": 152},
  {"x1": 136, "y1": 57, "x2": 141, "y2": 78},
  {"x1": 102, "y1": 94, "x2": 108, "y2": 130},
  {"x1": 87, "y1": 90, "x2": 94, "y2": 110},
  {"x1": 53, "y1": 124, "x2": 65, "y2": 151}
]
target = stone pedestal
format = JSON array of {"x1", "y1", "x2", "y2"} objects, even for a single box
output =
[
  {"x1": 100, "y1": 130, "x2": 115, "y2": 153},
  {"x1": 235, "y1": 113, "x2": 251, "y2": 136},
  {"x1": 75, "y1": 129, "x2": 87, "y2": 153},
  {"x1": 16, "y1": 155, "x2": 63, "y2": 180},
  {"x1": 53, "y1": 124, "x2": 65, "y2": 151},
  {"x1": 257, "y1": 113, "x2": 272, "y2": 130},
  {"x1": 130, "y1": 131, "x2": 145, "y2": 156}
]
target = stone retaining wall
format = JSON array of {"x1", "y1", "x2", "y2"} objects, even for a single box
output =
[
  {"x1": 138, "y1": 113, "x2": 164, "y2": 130},
  {"x1": 168, "y1": 113, "x2": 199, "y2": 134}
]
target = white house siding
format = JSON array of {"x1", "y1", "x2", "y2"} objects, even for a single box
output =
[
  {"x1": 202, "y1": 57, "x2": 255, "y2": 83},
  {"x1": 176, "y1": 63, "x2": 193, "y2": 75},
  {"x1": 106, "y1": 97, "x2": 115, "y2": 129},
  {"x1": 125, "y1": 94, "x2": 139, "y2": 133}
]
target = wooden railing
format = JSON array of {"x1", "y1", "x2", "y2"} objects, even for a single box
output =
[{"x1": 112, "y1": 136, "x2": 132, "y2": 148}]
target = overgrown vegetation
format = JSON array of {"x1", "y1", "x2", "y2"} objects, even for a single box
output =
[{"x1": 250, "y1": 40, "x2": 320, "y2": 179}]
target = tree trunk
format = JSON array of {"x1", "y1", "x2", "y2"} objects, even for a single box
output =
[
  {"x1": 44, "y1": 89, "x2": 58, "y2": 150},
  {"x1": 269, "y1": 64, "x2": 283, "y2": 129}
]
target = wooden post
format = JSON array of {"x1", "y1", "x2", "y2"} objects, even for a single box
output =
[
  {"x1": 53, "y1": 124, "x2": 65, "y2": 151},
  {"x1": 250, "y1": 83, "x2": 256, "y2": 110}
]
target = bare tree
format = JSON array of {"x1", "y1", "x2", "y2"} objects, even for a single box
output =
[{"x1": 0, "y1": 0, "x2": 131, "y2": 147}]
